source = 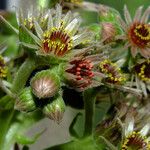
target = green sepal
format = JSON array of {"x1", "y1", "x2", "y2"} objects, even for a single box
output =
[
  {"x1": 99, "y1": 7, "x2": 120, "y2": 23},
  {"x1": 15, "y1": 87, "x2": 36, "y2": 112},
  {"x1": 43, "y1": 94, "x2": 66, "y2": 123},
  {"x1": 19, "y1": 25, "x2": 35, "y2": 47},
  {"x1": 87, "y1": 24, "x2": 101, "y2": 41}
]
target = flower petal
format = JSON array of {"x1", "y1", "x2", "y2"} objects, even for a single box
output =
[
  {"x1": 131, "y1": 46, "x2": 138, "y2": 57},
  {"x1": 141, "y1": 6, "x2": 150, "y2": 23},
  {"x1": 20, "y1": 42, "x2": 39, "y2": 49},
  {"x1": 63, "y1": 11, "x2": 72, "y2": 27},
  {"x1": 124, "y1": 5, "x2": 132, "y2": 25},
  {"x1": 133, "y1": 6, "x2": 143, "y2": 22},
  {"x1": 140, "y1": 48, "x2": 150, "y2": 58},
  {"x1": 140, "y1": 124, "x2": 150, "y2": 136},
  {"x1": 55, "y1": 4, "x2": 62, "y2": 28},
  {"x1": 65, "y1": 18, "x2": 80, "y2": 35},
  {"x1": 47, "y1": 9, "x2": 53, "y2": 30},
  {"x1": 72, "y1": 32, "x2": 91, "y2": 46},
  {"x1": 125, "y1": 117, "x2": 134, "y2": 136},
  {"x1": 34, "y1": 20, "x2": 43, "y2": 39}
]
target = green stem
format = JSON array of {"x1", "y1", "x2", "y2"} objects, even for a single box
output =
[
  {"x1": 11, "y1": 57, "x2": 39, "y2": 93},
  {"x1": 0, "y1": 109, "x2": 15, "y2": 150},
  {"x1": 83, "y1": 89, "x2": 97, "y2": 137}
]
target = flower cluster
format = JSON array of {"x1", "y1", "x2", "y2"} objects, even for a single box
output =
[{"x1": 1, "y1": 1, "x2": 150, "y2": 149}]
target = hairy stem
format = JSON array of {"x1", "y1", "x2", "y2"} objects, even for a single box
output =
[
  {"x1": 83, "y1": 89, "x2": 97, "y2": 137},
  {"x1": 11, "y1": 58, "x2": 37, "y2": 94}
]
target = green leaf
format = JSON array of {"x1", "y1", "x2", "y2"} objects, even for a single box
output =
[
  {"x1": 94, "y1": 99, "x2": 110, "y2": 127},
  {"x1": 0, "y1": 35, "x2": 19, "y2": 58},
  {"x1": 16, "y1": 128, "x2": 45, "y2": 145},
  {"x1": 69, "y1": 113, "x2": 82, "y2": 138},
  {"x1": 0, "y1": 110, "x2": 44, "y2": 150},
  {"x1": 45, "y1": 136, "x2": 105, "y2": 150},
  {"x1": 0, "y1": 95, "x2": 14, "y2": 110},
  {"x1": 99, "y1": 136, "x2": 117, "y2": 150}
]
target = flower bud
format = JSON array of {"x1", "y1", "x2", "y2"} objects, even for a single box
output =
[
  {"x1": 30, "y1": 70, "x2": 60, "y2": 99},
  {"x1": 43, "y1": 95, "x2": 65, "y2": 123},
  {"x1": 15, "y1": 87, "x2": 36, "y2": 112},
  {"x1": 101, "y1": 22, "x2": 116, "y2": 43}
]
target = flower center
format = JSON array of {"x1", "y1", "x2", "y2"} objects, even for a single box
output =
[
  {"x1": 42, "y1": 28, "x2": 73, "y2": 56},
  {"x1": 99, "y1": 59, "x2": 126, "y2": 84},
  {"x1": 66, "y1": 59, "x2": 94, "y2": 88},
  {"x1": 122, "y1": 132, "x2": 149, "y2": 150},
  {"x1": 128, "y1": 23, "x2": 150, "y2": 48},
  {"x1": 134, "y1": 60, "x2": 150, "y2": 82}
]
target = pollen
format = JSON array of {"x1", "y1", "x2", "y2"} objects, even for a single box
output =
[
  {"x1": 42, "y1": 27, "x2": 73, "y2": 56},
  {"x1": 99, "y1": 59, "x2": 126, "y2": 84},
  {"x1": 122, "y1": 131, "x2": 150, "y2": 150},
  {"x1": 128, "y1": 23, "x2": 150, "y2": 48},
  {"x1": 24, "y1": 18, "x2": 34, "y2": 29},
  {"x1": 0, "y1": 55, "x2": 7, "y2": 78}
]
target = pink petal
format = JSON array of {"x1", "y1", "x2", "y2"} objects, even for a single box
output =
[{"x1": 131, "y1": 46, "x2": 138, "y2": 57}]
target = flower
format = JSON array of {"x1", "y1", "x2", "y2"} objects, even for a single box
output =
[
  {"x1": 101, "y1": 22, "x2": 116, "y2": 43},
  {"x1": 15, "y1": 87, "x2": 36, "y2": 112},
  {"x1": 43, "y1": 94, "x2": 66, "y2": 123},
  {"x1": 131, "y1": 59, "x2": 150, "y2": 98},
  {"x1": 21, "y1": 4, "x2": 90, "y2": 57},
  {"x1": 134, "y1": 59, "x2": 150, "y2": 82},
  {"x1": 0, "y1": 55, "x2": 7, "y2": 78},
  {"x1": 64, "y1": 49, "x2": 105, "y2": 91},
  {"x1": 99, "y1": 59, "x2": 126, "y2": 84},
  {"x1": 119, "y1": 5, "x2": 150, "y2": 58},
  {"x1": 122, "y1": 117, "x2": 150, "y2": 150}
]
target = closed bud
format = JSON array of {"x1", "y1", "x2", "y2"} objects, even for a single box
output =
[
  {"x1": 30, "y1": 70, "x2": 60, "y2": 99},
  {"x1": 15, "y1": 87, "x2": 36, "y2": 112},
  {"x1": 101, "y1": 22, "x2": 116, "y2": 43},
  {"x1": 43, "y1": 95, "x2": 65, "y2": 123}
]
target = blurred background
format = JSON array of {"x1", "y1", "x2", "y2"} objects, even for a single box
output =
[{"x1": 0, "y1": 0, "x2": 150, "y2": 149}]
